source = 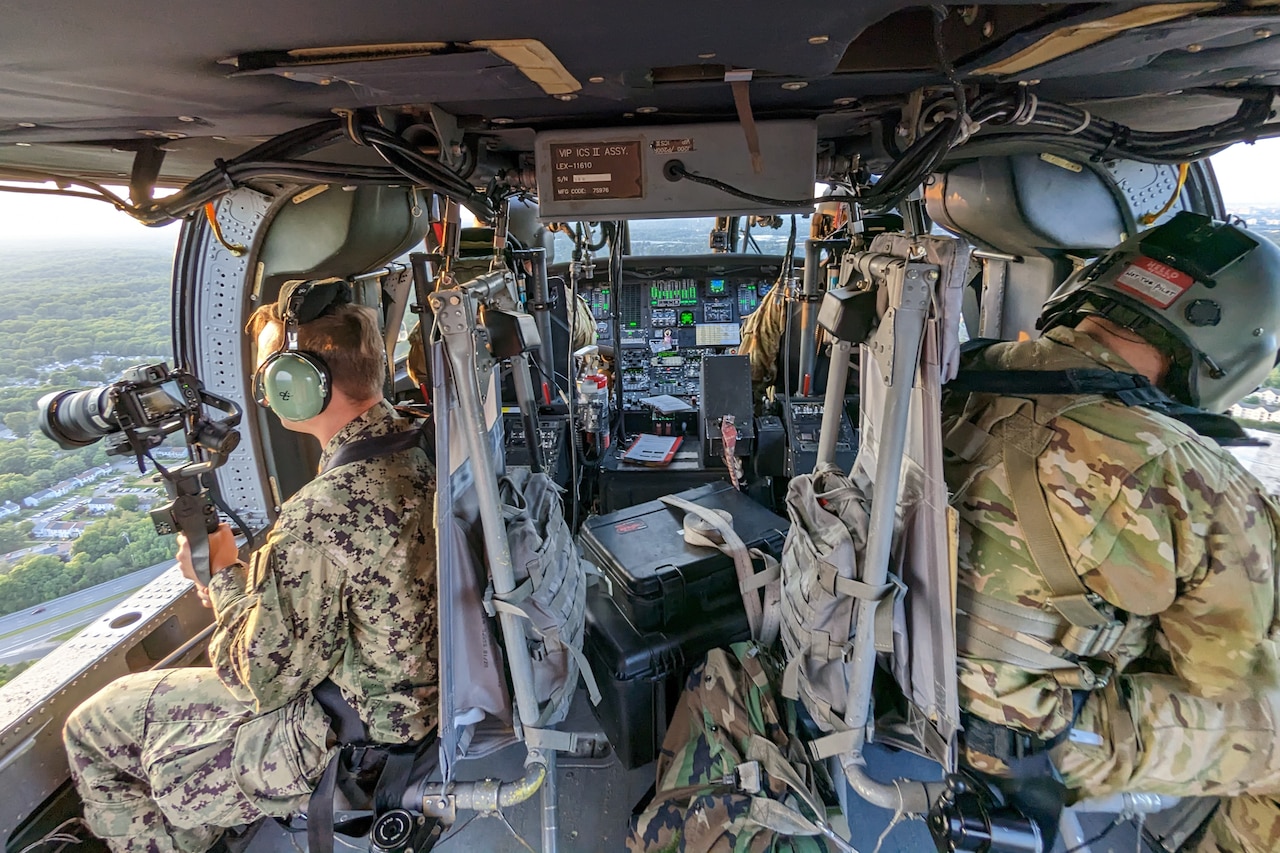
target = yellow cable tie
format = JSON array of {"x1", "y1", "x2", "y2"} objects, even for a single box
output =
[{"x1": 1138, "y1": 163, "x2": 1190, "y2": 226}]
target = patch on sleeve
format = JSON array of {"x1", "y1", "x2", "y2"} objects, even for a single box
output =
[{"x1": 1114, "y1": 256, "x2": 1194, "y2": 309}]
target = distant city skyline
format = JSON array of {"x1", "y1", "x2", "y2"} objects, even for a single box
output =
[{"x1": 0, "y1": 137, "x2": 1277, "y2": 245}]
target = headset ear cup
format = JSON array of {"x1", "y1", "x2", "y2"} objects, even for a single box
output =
[{"x1": 261, "y1": 352, "x2": 331, "y2": 421}]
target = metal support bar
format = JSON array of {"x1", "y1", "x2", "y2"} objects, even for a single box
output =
[
  {"x1": 979, "y1": 258, "x2": 1009, "y2": 339},
  {"x1": 797, "y1": 240, "x2": 823, "y2": 392},
  {"x1": 843, "y1": 760, "x2": 940, "y2": 814},
  {"x1": 839, "y1": 258, "x2": 934, "y2": 811},
  {"x1": 429, "y1": 288, "x2": 541, "y2": 731},
  {"x1": 540, "y1": 748, "x2": 559, "y2": 853},
  {"x1": 411, "y1": 750, "x2": 550, "y2": 816},
  {"x1": 816, "y1": 339, "x2": 852, "y2": 467}
]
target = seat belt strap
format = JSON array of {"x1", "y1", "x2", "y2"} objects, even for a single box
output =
[
  {"x1": 307, "y1": 748, "x2": 344, "y2": 853},
  {"x1": 322, "y1": 427, "x2": 426, "y2": 475}
]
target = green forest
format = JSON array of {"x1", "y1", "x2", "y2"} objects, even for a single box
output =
[
  {"x1": 0, "y1": 243, "x2": 177, "y2": 616},
  {"x1": 0, "y1": 511, "x2": 171, "y2": 616},
  {"x1": 0, "y1": 246, "x2": 171, "y2": 388}
]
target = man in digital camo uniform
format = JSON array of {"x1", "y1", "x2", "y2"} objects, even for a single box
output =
[
  {"x1": 944, "y1": 213, "x2": 1280, "y2": 852},
  {"x1": 63, "y1": 280, "x2": 438, "y2": 853}
]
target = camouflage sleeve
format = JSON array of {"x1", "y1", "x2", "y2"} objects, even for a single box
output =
[
  {"x1": 206, "y1": 530, "x2": 346, "y2": 712},
  {"x1": 1151, "y1": 445, "x2": 1280, "y2": 699},
  {"x1": 1060, "y1": 441, "x2": 1280, "y2": 699}
]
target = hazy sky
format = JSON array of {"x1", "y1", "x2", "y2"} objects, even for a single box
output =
[{"x1": 0, "y1": 138, "x2": 1276, "y2": 245}]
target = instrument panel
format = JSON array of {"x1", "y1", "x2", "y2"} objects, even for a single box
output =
[{"x1": 569, "y1": 255, "x2": 782, "y2": 411}]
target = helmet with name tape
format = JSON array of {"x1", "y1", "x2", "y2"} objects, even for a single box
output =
[{"x1": 1039, "y1": 211, "x2": 1280, "y2": 412}]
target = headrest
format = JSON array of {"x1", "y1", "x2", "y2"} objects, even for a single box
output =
[{"x1": 277, "y1": 277, "x2": 353, "y2": 324}]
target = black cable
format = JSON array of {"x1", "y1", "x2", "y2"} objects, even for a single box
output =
[
  {"x1": 607, "y1": 222, "x2": 626, "y2": 447},
  {"x1": 1063, "y1": 816, "x2": 1127, "y2": 853},
  {"x1": 667, "y1": 162, "x2": 836, "y2": 208},
  {"x1": 210, "y1": 488, "x2": 255, "y2": 553},
  {"x1": 780, "y1": 215, "x2": 798, "y2": 398}
]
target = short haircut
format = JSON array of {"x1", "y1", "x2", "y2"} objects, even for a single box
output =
[{"x1": 246, "y1": 301, "x2": 385, "y2": 402}]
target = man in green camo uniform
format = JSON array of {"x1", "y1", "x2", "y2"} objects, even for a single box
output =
[
  {"x1": 943, "y1": 214, "x2": 1280, "y2": 852},
  {"x1": 63, "y1": 281, "x2": 438, "y2": 853}
]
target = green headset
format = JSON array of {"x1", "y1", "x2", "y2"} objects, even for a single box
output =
[{"x1": 252, "y1": 278, "x2": 352, "y2": 422}]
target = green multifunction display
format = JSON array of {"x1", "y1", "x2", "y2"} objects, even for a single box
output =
[
  {"x1": 649, "y1": 279, "x2": 698, "y2": 307},
  {"x1": 578, "y1": 271, "x2": 771, "y2": 409}
]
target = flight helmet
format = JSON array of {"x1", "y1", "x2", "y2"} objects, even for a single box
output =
[{"x1": 1039, "y1": 212, "x2": 1280, "y2": 412}]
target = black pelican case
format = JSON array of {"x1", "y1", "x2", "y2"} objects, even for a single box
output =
[
  {"x1": 577, "y1": 482, "x2": 789, "y2": 633},
  {"x1": 583, "y1": 585, "x2": 751, "y2": 769}
]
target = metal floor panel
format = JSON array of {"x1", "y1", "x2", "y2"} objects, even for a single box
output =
[{"x1": 237, "y1": 693, "x2": 1176, "y2": 853}]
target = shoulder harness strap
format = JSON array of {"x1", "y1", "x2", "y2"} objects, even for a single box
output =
[
  {"x1": 322, "y1": 425, "x2": 429, "y2": 475},
  {"x1": 950, "y1": 363, "x2": 1258, "y2": 447}
]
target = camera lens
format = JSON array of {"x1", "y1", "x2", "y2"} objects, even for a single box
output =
[{"x1": 36, "y1": 387, "x2": 116, "y2": 449}]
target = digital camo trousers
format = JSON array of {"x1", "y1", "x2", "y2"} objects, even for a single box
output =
[{"x1": 63, "y1": 667, "x2": 335, "y2": 853}]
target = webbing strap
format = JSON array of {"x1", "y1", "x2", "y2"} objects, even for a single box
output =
[
  {"x1": 781, "y1": 654, "x2": 803, "y2": 700},
  {"x1": 307, "y1": 749, "x2": 342, "y2": 853},
  {"x1": 322, "y1": 427, "x2": 425, "y2": 475},
  {"x1": 957, "y1": 614, "x2": 1076, "y2": 673},
  {"x1": 373, "y1": 743, "x2": 420, "y2": 814},
  {"x1": 957, "y1": 585, "x2": 1061, "y2": 641},
  {"x1": 740, "y1": 553, "x2": 781, "y2": 592},
  {"x1": 806, "y1": 727, "x2": 860, "y2": 761},
  {"x1": 661, "y1": 494, "x2": 776, "y2": 644},
  {"x1": 524, "y1": 727, "x2": 578, "y2": 752},
  {"x1": 1003, "y1": 438, "x2": 1112, "y2": 629},
  {"x1": 489, "y1": 597, "x2": 602, "y2": 705},
  {"x1": 817, "y1": 566, "x2": 893, "y2": 602}
]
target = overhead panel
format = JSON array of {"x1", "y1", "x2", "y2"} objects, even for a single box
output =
[
  {"x1": 534, "y1": 121, "x2": 816, "y2": 220},
  {"x1": 225, "y1": 39, "x2": 578, "y2": 102},
  {"x1": 972, "y1": 3, "x2": 1219, "y2": 77}
]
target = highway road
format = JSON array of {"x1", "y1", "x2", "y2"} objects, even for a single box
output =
[{"x1": 0, "y1": 562, "x2": 175, "y2": 665}]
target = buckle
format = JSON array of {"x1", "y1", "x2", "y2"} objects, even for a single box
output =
[
  {"x1": 962, "y1": 714, "x2": 1044, "y2": 764},
  {"x1": 1060, "y1": 620, "x2": 1124, "y2": 657},
  {"x1": 1050, "y1": 660, "x2": 1112, "y2": 691}
]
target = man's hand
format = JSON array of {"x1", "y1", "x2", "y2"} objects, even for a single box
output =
[{"x1": 176, "y1": 523, "x2": 239, "y2": 607}]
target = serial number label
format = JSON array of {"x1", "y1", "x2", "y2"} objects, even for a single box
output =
[
  {"x1": 651, "y1": 138, "x2": 695, "y2": 154},
  {"x1": 550, "y1": 142, "x2": 643, "y2": 201}
]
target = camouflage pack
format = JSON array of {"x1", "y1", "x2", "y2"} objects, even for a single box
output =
[
  {"x1": 628, "y1": 643, "x2": 839, "y2": 853},
  {"x1": 776, "y1": 464, "x2": 903, "y2": 761}
]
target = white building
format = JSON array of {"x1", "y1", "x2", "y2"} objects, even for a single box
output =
[
  {"x1": 32, "y1": 521, "x2": 87, "y2": 541},
  {"x1": 1231, "y1": 402, "x2": 1280, "y2": 424},
  {"x1": 86, "y1": 497, "x2": 117, "y2": 514},
  {"x1": 22, "y1": 489, "x2": 55, "y2": 508},
  {"x1": 1252, "y1": 389, "x2": 1280, "y2": 407}
]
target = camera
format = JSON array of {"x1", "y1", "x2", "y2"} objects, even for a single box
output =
[
  {"x1": 35, "y1": 364, "x2": 243, "y2": 585},
  {"x1": 38, "y1": 363, "x2": 239, "y2": 459}
]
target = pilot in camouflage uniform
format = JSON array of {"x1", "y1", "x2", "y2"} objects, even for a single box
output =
[
  {"x1": 944, "y1": 214, "x2": 1280, "y2": 853},
  {"x1": 63, "y1": 281, "x2": 438, "y2": 853}
]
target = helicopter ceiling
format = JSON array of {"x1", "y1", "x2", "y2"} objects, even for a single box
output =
[{"x1": 1, "y1": 1, "x2": 1278, "y2": 207}]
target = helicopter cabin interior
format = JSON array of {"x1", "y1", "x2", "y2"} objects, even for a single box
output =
[{"x1": 2, "y1": 2, "x2": 1280, "y2": 851}]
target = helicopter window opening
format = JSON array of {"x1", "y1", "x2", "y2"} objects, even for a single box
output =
[{"x1": 0, "y1": 187, "x2": 185, "y2": 700}]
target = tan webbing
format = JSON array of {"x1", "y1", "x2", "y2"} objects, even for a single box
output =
[
  {"x1": 1003, "y1": 435, "x2": 1113, "y2": 629},
  {"x1": 957, "y1": 584, "x2": 1061, "y2": 640},
  {"x1": 660, "y1": 494, "x2": 779, "y2": 644}
]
